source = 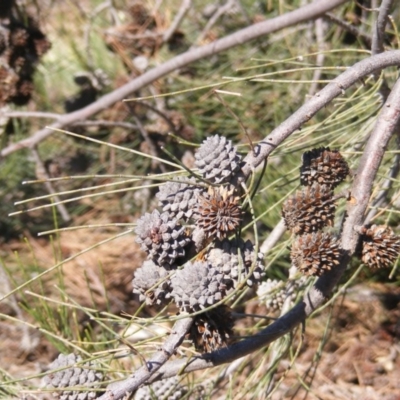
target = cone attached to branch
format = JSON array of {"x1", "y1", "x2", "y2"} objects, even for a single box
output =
[
  {"x1": 206, "y1": 238, "x2": 265, "y2": 288},
  {"x1": 170, "y1": 261, "x2": 227, "y2": 313},
  {"x1": 359, "y1": 225, "x2": 400, "y2": 269},
  {"x1": 156, "y1": 177, "x2": 204, "y2": 222},
  {"x1": 282, "y1": 183, "x2": 336, "y2": 234},
  {"x1": 194, "y1": 185, "x2": 242, "y2": 241},
  {"x1": 188, "y1": 305, "x2": 234, "y2": 353},
  {"x1": 291, "y1": 232, "x2": 340, "y2": 276},
  {"x1": 41, "y1": 353, "x2": 104, "y2": 400},
  {"x1": 134, "y1": 376, "x2": 188, "y2": 400},
  {"x1": 194, "y1": 134, "x2": 242, "y2": 184},
  {"x1": 135, "y1": 210, "x2": 191, "y2": 268},
  {"x1": 300, "y1": 147, "x2": 349, "y2": 189},
  {"x1": 132, "y1": 260, "x2": 171, "y2": 306}
]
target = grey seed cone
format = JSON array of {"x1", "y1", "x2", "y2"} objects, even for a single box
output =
[
  {"x1": 156, "y1": 177, "x2": 204, "y2": 221},
  {"x1": 134, "y1": 376, "x2": 187, "y2": 400},
  {"x1": 207, "y1": 238, "x2": 265, "y2": 289},
  {"x1": 41, "y1": 353, "x2": 104, "y2": 400},
  {"x1": 132, "y1": 260, "x2": 171, "y2": 306},
  {"x1": 135, "y1": 210, "x2": 191, "y2": 268},
  {"x1": 257, "y1": 278, "x2": 306, "y2": 312},
  {"x1": 194, "y1": 135, "x2": 242, "y2": 184},
  {"x1": 170, "y1": 261, "x2": 227, "y2": 313}
]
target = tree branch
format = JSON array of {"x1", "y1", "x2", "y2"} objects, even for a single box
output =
[
  {"x1": 241, "y1": 50, "x2": 400, "y2": 179},
  {"x1": 1, "y1": 0, "x2": 348, "y2": 159},
  {"x1": 140, "y1": 72, "x2": 400, "y2": 386},
  {"x1": 371, "y1": 0, "x2": 394, "y2": 56},
  {"x1": 98, "y1": 316, "x2": 194, "y2": 400},
  {"x1": 96, "y1": 52, "x2": 400, "y2": 399}
]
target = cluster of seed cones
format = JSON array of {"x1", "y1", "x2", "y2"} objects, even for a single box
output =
[
  {"x1": 0, "y1": 2, "x2": 51, "y2": 106},
  {"x1": 282, "y1": 147, "x2": 348, "y2": 276},
  {"x1": 283, "y1": 147, "x2": 400, "y2": 275},
  {"x1": 133, "y1": 134, "x2": 266, "y2": 352}
]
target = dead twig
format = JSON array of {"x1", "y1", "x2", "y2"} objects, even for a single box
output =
[{"x1": 0, "y1": 0, "x2": 349, "y2": 159}]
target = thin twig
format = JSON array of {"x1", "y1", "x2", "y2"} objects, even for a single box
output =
[
  {"x1": 162, "y1": 0, "x2": 192, "y2": 43},
  {"x1": 259, "y1": 218, "x2": 287, "y2": 255},
  {"x1": 371, "y1": 0, "x2": 394, "y2": 55},
  {"x1": 30, "y1": 148, "x2": 71, "y2": 222},
  {"x1": 308, "y1": 18, "x2": 326, "y2": 96},
  {"x1": 192, "y1": 0, "x2": 237, "y2": 48},
  {"x1": 97, "y1": 316, "x2": 193, "y2": 400},
  {"x1": 324, "y1": 12, "x2": 372, "y2": 47},
  {"x1": 0, "y1": 0, "x2": 349, "y2": 159},
  {"x1": 365, "y1": 132, "x2": 400, "y2": 223}
]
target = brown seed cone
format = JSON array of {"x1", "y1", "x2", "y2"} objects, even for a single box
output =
[
  {"x1": 291, "y1": 232, "x2": 340, "y2": 276},
  {"x1": 300, "y1": 147, "x2": 349, "y2": 189},
  {"x1": 188, "y1": 305, "x2": 234, "y2": 353},
  {"x1": 194, "y1": 185, "x2": 242, "y2": 240},
  {"x1": 282, "y1": 183, "x2": 335, "y2": 234},
  {"x1": 360, "y1": 225, "x2": 400, "y2": 269}
]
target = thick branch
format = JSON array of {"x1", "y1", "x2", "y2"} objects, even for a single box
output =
[{"x1": 1, "y1": 0, "x2": 348, "y2": 158}]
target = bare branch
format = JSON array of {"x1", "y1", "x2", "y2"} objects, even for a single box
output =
[
  {"x1": 371, "y1": 0, "x2": 394, "y2": 56},
  {"x1": 162, "y1": 0, "x2": 192, "y2": 43},
  {"x1": 324, "y1": 12, "x2": 372, "y2": 47},
  {"x1": 98, "y1": 316, "x2": 193, "y2": 400},
  {"x1": 259, "y1": 218, "x2": 287, "y2": 255},
  {"x1": 30, "y1": 148, "x2": 71, "y2": 222},
  {"x1": 241, "y1": 50, "x2": 400, "y2": 179},
  {"x1": 0, "y1": 0, "x2": 348, "y2": 159}
]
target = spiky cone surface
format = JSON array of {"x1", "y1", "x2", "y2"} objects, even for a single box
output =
[
  {"x1": 300, "y1": 147, "x2": 349, "y2": 189},
  {"x1": 360, "y1": 225, "x2": 400, "y2": 269},
  {"x1": 194, "y1": 134, "x2": 242, "y2": 184},
  {"x1": 170, "y1": 261, "x2": 227, "y2": 313},
  {"x1": 291, "y1": 232, "x2": 340, "y2": 276},
  {"x1": 134, "y1": 376, "x2": 187, "y2": 400},
  {"x1": 41, "y1": 353, "x2": 104, "y2": 400},
  {"x1": 135, "y1": 210, "x2": 191, "y2": 268},
  {"x1": 189, "y1": 305, "x2": 234, "y2": 353},
  {"x1": 132, "y1": 260, "x2": 171, "y2": 306},
  {"x1": 156, "y1": 177, "x2": 204, "y2": 221},
  {"x1": 206, "y1": 238, "x2": 265, "y2": 288},
  {"x1": 282, "y1": 183, "x2": 336, "y2": 234},
  {"x1": 257, "y1": 278, "x2": 307, "y2": 312},
  {"x1": 194, "y1": 185, "x2": 242, "y2": 241}
]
